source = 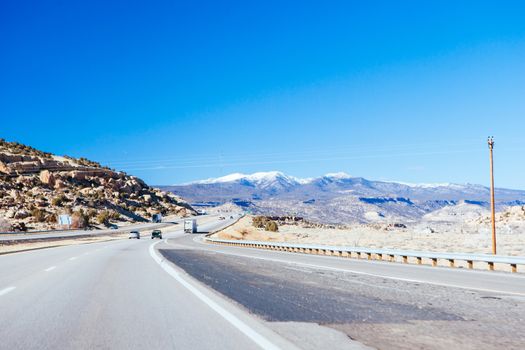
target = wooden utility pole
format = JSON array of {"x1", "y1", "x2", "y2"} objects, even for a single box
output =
[{"x1": 487, "y1": 136, "x2": 496, "y2": 255}]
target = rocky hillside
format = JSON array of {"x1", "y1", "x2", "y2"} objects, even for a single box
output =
[{"x1": 0, "y1": 139, "x2": 195, "y2": 232}]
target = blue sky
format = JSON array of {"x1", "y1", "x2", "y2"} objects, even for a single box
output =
[{"x1": 2, "y1": 1, "x2": 525, "y2": 188}]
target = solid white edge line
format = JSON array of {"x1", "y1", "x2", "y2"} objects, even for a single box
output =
[
  {"x1": 44, "y1": 266, "x2": 56, "y2": 272},
  {"x1": 188, "y1": 237, "x2": 525, "y2": 297},
  {"x1": 149, "y1": 240, "x2": 281, "y2": 350},
  {"x1": 0, "y1": 286, "x2": 16, "y2": 296}
]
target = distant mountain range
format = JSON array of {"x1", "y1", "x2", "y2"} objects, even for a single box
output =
[{"x1": 160, "y1": 171, "x2": 525, "y2": 224}]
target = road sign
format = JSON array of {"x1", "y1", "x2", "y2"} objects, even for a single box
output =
[{"x1": 58, "y1": 215, "x2": 72, "y2": 226}]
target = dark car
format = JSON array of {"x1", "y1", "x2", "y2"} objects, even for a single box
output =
[{"x1": 151, "y1": 230, "x2": 162, "y2": 239}]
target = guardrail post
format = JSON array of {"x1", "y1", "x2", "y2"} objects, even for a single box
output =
[
  {"x1": 448, "y1": 259, "x2": 455, "y2": 268},
  {"x1": 431, "y1": 258, "x2": 438, "y2": 267},
  {"x1": 366, "y1": 253, "x2": 372, "y2": 260},
  {"x1": 402, "y1": 256, "x2": 408, "y2": 264},
  {"x1": 416, "y1": 257, "x2": 422, "y2": 265},
  {"x1": 488, "y1": 262, "x2": 495, "y2": 271},
  {"x1": 389, "y1": 254, "x2": 395, "y2": 262},
  {"x1": 467, "y1": 260, "x2": 473, "y2": 269},
  {"x1": 511, "y1": 264, "x2": 517, "y2": 273},
  {"x1": 377, "y1": 253, "x2": 383, "y2": 261},
  {"x1": 357, "y1": 252, "x2": 361, "y2": 259}
]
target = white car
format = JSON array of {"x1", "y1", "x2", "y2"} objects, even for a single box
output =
[{"x1": 128, "y1": 231, "x2": 140, "y2": 239}]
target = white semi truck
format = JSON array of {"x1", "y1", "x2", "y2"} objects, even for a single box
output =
[{"x1": 184, "y1": 219, "x2": 197, "y2": 233}]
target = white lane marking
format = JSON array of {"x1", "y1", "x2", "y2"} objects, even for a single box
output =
[
  {"x1": 44, "y1": 266, "x2": 56, "y2": 272},
  {"x1": 149, "y1": 240, "x2": 281, "y2": 350},
  {"x1": 69, "y1": 257, "x2": 77, "y2": 261},
  {"x1": 0, "y1": 286, "x2": 16, "y2": 296},
  {"x1": 185, "y1": 238, "x2": 525, "y2": 297}
]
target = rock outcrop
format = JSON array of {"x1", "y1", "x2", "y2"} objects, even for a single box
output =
[{"x1": 0, "y1": 138, "x2": 196, "y2": 231}]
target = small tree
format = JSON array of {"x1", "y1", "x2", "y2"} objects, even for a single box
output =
[{"x1": 265, "y1": 220, "x2": 278, "y2": 232}]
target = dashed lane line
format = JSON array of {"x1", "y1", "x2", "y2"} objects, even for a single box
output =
[{"x1": 0, "y1": 286, "x2": 16, "y2": 296}]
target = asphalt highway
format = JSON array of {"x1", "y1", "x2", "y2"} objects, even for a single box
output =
[
  {"x1": 2, "y1": 215, "x2": 524, "y2": 349},
  {"x1": 159, "y1": 233, "x2": 525, "y2": 349},
  {"x1": 0, "y1": 217, "x2": 299, "y2": 350}
]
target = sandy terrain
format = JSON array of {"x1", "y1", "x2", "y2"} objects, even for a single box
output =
[{"x1": 213, "y1": 207, "x2": 525, "y2": 257}]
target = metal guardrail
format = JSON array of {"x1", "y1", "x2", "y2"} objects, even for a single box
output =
[{"x1": 204, "y1": 237, "x2": 525, "y2": 273}]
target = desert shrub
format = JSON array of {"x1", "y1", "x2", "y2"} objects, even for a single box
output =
[
  {"x1": 71, "y1": 209, "x2": 90, "y2": 229},
  {"x1": 77, "y1": 157, "x2": 101, "y2": 168},
  {"x1": 252, "y1": 216, "x2": 269, "y2": 228},
  {"x1": 87, "y1": 209, "x2": 97, "y2": 219},
  {"x1": 45, "y1": 215, "x2": 57, "y2": 224},
  {"x1": 51, "y1": 194, "x2": 67, "y2": 207},
  {"x1": 12, "y1": 222, "x2": 27, "y2": 232},
  {"x1": 239, "y1": 228, "x2": 250, "y2": 237},
  {"x1": 0, "y1": 218, "x2": 11, "y2": 232},
  {"x1": 264, "y1": 220, "x2": 278, "y2": 232},
  {"x1": 109, "y1": 211, "x2": 121, "y2": 220},
  {"x1": 31, "y1": 208, "x2": 46, "y2": 222},
  {"x1": 96, "y1": 211, "x2": 110, "y2": 225}
]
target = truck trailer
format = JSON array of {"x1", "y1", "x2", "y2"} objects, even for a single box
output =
[{"x1": 184, "y1": 219, "x2": 197, "y2": 233}]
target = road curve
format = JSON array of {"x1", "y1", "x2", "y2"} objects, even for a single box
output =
[
  {"x1": 3, "y1": 216, "x2": 524, "y2": 349},
  {"x1": 0, "y1": 217, "x2": 297, "y2": 350}
]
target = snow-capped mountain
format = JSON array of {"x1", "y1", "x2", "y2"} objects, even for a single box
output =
[
  {"x1": 192, "y1": 171, "x2": 302, "y2": 189},
  {"x1": 161, "y1": 171, "x2": 525, "y2": 224}
]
